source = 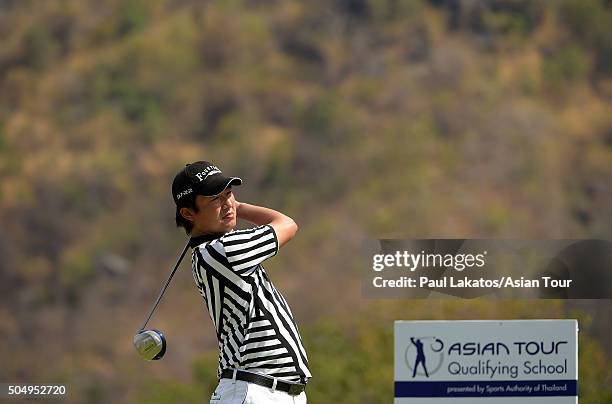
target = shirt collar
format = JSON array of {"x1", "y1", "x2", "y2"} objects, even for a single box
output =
[{"x1": 188, "y1": 232, "x2": 222, "y2": 248}]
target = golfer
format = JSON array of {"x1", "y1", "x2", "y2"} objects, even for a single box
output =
[{"x1": 172, "y1": 161, "x2": 312, "y2": 403}]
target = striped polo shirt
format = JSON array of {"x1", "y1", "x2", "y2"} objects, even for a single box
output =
[{"x1": 189, "y1": 225, "x2": 312, "y2": 384}]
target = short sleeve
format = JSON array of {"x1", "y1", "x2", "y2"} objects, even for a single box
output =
[{"x1": 219, "y1": 225, "x2": 279, "y2": 271}]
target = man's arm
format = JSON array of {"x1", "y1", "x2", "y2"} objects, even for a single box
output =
[{"x1": 235, "y1": 201, "x2": 298, "y2": 248}]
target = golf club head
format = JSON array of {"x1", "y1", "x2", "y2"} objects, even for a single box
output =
[{"x1": 134, "y1": 329, "x2": 166, "y2": 360}]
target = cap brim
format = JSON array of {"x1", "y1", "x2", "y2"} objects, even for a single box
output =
[{"x1": 199, "y1": 175, "x2": 242, "y2": 197}]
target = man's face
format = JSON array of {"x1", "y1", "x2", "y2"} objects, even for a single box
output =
[{"x1": 182, "y1": 188, "x2": 236, "y2": 236}]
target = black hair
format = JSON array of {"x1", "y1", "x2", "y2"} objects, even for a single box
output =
[{"x1": 175, "y1": 194, "x2": 199, "y2": 235}]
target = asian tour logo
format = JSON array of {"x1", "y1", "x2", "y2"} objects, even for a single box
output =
[
  {"x1": 404, "y1": 337, "x2": 571, "y2": 380},
  {"x1": 405, "y1": 337, "x2": 445, "y2": 378}
]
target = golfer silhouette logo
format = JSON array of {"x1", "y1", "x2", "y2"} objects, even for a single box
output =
[
  {"x1": 411, "y1": 338, "x2": 429, "y2": 377},
  {"x1": 404, "y1": 337, "x2": 445, "y2": 378}
]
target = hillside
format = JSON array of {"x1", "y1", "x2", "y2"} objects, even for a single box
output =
[{"x1": 1, "y1": 1, "x2": 611, "y2": 402}]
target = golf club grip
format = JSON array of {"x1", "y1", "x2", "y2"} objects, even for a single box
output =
[{"x1": 139, "y1": 240, "x2": 190, "y2": 331}]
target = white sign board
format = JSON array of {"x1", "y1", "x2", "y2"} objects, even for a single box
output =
[{"x1": 395, "y1": 320, "x2": 578, "y2": 403}]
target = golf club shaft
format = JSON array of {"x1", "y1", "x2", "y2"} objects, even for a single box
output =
[{"x1": 139, "y1": 240, "x2": 190, "y2": 332}]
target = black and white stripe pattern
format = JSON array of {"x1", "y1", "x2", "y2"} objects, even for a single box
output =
[{"x1": 190, "y1": 225, "x2": 312, "y2": 383}]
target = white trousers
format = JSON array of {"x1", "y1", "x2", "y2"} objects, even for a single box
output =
[{"x1": 209, "y1": 377, "x2": 307, "y2": 404}]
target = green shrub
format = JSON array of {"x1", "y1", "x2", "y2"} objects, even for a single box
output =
[
  {"x1": 134, "y1": 380, "x2": 206, "y2": 404},
  {"x1": 541, "y1": 46, "x2": 590, "y2": 92},
  {"x1": 559, "y1": 0, "x2": 612, "y2": 77},
  {"x1": 116, "y1": 0, "x2": 147, "y2": 37},
  {"x1": 22, "y1": 26, "x2": 58, "y2": 69}
]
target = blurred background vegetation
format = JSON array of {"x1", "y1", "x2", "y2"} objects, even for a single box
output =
[{"x1": 1, "y1": 0, "x2": 611, "y2": 402}]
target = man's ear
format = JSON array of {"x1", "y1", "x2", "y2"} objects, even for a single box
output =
[{"x1": 180, "y1": 207, "x2": 195, "y2": 223}]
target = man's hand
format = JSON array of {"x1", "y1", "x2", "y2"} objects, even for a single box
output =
[{"x1": 235, "y1": 201, "x2": 298, "y2": 248}]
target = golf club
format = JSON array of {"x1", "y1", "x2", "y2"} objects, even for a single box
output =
[{"x1": 134, "y1": 240, "x2": 190, "y2": 360}]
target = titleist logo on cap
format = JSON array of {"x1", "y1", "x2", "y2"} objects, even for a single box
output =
[{"x1": 195, "y1": 165, "x2": 221, "y2": 181}]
